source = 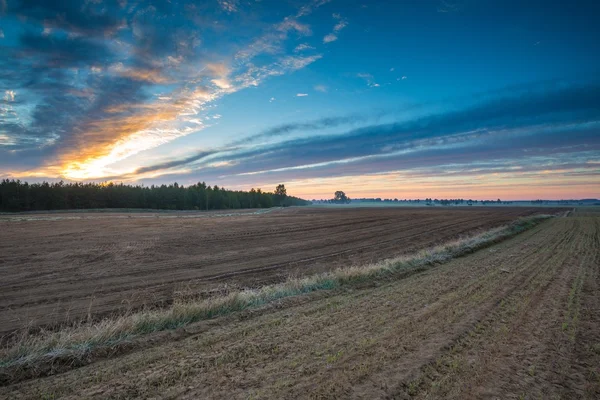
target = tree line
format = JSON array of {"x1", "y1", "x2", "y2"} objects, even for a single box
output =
[{"x1": 0, "y1": 180, "x2": 310, "y2": 212}]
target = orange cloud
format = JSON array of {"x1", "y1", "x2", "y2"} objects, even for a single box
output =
[
  {"x1": 109, "y1": 63, "x2": 172, "y2": 84},
  {"x1": 117, "y1": 68, "x2": 172, "y2": 84}
]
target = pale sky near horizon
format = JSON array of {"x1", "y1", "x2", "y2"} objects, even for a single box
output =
[{"x1": 1, "y1": 0, "x2": 599, "y2": 200}]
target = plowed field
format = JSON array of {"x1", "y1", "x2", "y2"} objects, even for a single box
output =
[
  {"x1": 2, "y1": 210, "x2": 597, "y2": 399},
  {"x1": 0, "y1": 207, "x2": 561, "y2": 334}
]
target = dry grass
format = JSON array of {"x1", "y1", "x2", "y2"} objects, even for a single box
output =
[{"x1": 0, "y1": 214, "x2": 553, "y2": 378}]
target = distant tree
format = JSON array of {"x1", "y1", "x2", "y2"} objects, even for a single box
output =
[
  {"x1": 274, "y1": 184, "x2": 287, "y2": 206},
  {"x1": 275, "y1": 184, "x2": 287, "y2": 197},
  {"x1": 333, "y1": 191, "x2": 350, "y2": 204}
]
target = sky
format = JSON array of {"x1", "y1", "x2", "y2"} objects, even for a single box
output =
[{"x1": 0, "y1": 0, "x2": 599, "y2": 200}]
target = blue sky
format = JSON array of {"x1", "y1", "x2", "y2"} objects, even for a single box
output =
[{"x1": 1, "y1": 0, "x2": 599, "y2": 199}]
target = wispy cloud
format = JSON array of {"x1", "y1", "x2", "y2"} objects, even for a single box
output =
[
  {"x1": 4, "y1": 90, "x2": 15, "y2": 102},
  {"x1": 314, "y1": 85, "x2": 328, "y2": 92},
  {"x1": 437, "y1": 1, "x2": 460, "y2": 13},
  {"x1": 277, "y1": 19, "x2": 312, "y2": 36},
  {"x1": 323, "y1": 34, "x2": 338, "y2": 43},
  {"x1": 236, "y1": 1, "x2": 328, "y2": 62},
  {"x1": 218, "y1": 0, "x2": 239, "y2": 13},
  {"x1": 296, "y1": 0, "x2": 332, "y2": 18},
  {"x1": 357, "y1": 73, "x2": 380, "y2": 87},
  {"x1": 323, "y1": 13, "x2": 348, "y2": 43},
  {"x1": 230, "y1": 114, "x2": 380, "y2": 146},
  {"x1": 296, "y1": 93, "x2": 309, "y2": 97},
  {"x1": 294, "y1": 43, "x2": 315, "y2": 52},
  {"x1": 332, "y1": 13, "x2": 348, "y2": 32}
]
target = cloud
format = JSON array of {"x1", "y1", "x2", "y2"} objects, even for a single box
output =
[
  {"x1": 269, "y1": 97, "x2": 276, "y2": 102},
  {"x1": 332, "y1": 13, "x2": 348, "y2": 32},
  {"x1": 19, "y1": 33, "x2": 113, "y2": 68},
  {"x1": 437, "y1": 1, "x2": 461, "y2": 13},
  {"x1": 277, "y1": 19, "x2": 312, "y2": 36},
  {"x1": 296, "y1": 93, "x2": 309, "y2": 97},
  {"x1": 294, "y1": 43, "x2": 315, "y2": 52},
  {"x1": 232, "y1": 54, "x2": 322, "y2": 89},
  {"x1": 278, "y1": 54, "x2": 322, "y2": 70},
  {"x1": 357, "y1": 73, "x2": 380, "y2": 87},
  {"x1": 205, "y1": 63, "x2": 230, "y2": 77},
  {"x1": 296, "y1": 0, "x2": 332, "y2": 18},
  {"x1": 323, "y1": 33, "x2": 338, "y2": 43},
  {"x1": 9, "y1": 0, "x2": 124, "y2": 37},
  {"x1": 4, "y1": 90, "x2": 15, "y2": 102},
  {"x1": 129, "y1": 3, "x2": 203, "y2": 64},
  {"x1": 232, "y1": 114, "x2": 377, "y2": 145},
  {"x1": 236, "y1": 16, "x2": 315, "y2": 61},
  {"x1": 109, "y1": 64, "x2": 172, "y2": 84},
  {"x1": 218, "y1": 0, "x2": 239, "y2": 13},
  {"x1": 314, "y1": 85, "x2": 328, "y2": 92},
  {"x1": 132, "y1": 150, "x2": 217, "y2": 175},
  {"x1": 205, "y1": 63, "x2": 233, "y2": 89},
  {"x1": 235, "y1": 1, "x2": 332, "y2": 63},
  {"x1": 323, "y1": 13, "x2": 347, "y2": 43}
]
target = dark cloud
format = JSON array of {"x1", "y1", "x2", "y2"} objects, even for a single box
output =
[
  {"x1": 19, "y1": 33, "x2": 112, "y2": 68},
  {"x1": 232, "y1": 114, "x2": 384, "y2": 145},
  {"x1": 47, "y1": 74, "x2": 150, "y2": 156},
  {"x1": 129, "y1": 2, "x2": 205, "y2": 68},
  {"x1": 9, "y1": 0, "x2": 123, "y2": 36},
  {"x1": 0, "y1": 3, "x2": 123, "y2": 158},
  {"x1": 133, "y1": 150, "x2": 218, "y2": 175},
  {"x1": 0, "y1": 62, "x2": 92, "y2": 153},
  {"x1": 0, "y1": 55, "x2": 148, "y2": 162}
]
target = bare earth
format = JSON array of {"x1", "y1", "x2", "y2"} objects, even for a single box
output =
[
  {"x1": 1, "y1": 210, "x2": 597, "y2": 399},
  {"x1": 0, "y1": 207, "x2": 554, "y2": 334}
]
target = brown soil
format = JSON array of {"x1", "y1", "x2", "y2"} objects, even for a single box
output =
[
  {"x1": 0, "y1": 207, "x2": 556, "y2": 335},
  {"x1": 2, "y1": 210, "x2": 596, "y2": 399}
]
